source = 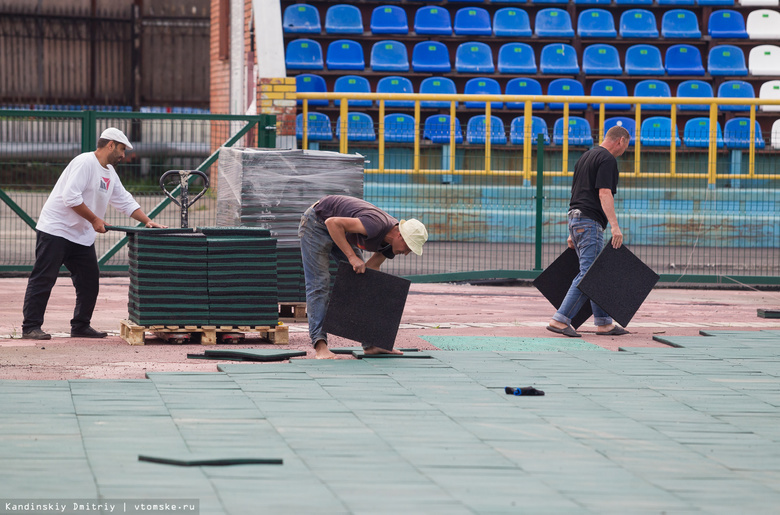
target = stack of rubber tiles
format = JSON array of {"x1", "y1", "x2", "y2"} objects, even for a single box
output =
[
  {"x1": 200, "y1": 227, "x2": 278, "y2": 326},
  {"x1": 127, "y1": 227, "x2": 277, "y2": 327}
]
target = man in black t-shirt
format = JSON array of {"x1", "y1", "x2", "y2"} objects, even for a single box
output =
[
  {"x1": 547, "y1": 126, "x2": 632, "y2": 338},
  {"x1": 298, "y1": 195, "x2": 428, "y2": 359}
]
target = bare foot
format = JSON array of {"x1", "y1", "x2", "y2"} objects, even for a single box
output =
[
  {"x1": 548, "y1": 320, "x2": 568, "y2": 330},
  {"x1": 314, "y1": 340, "x2": 337, "y2": 360},
  {"x1": 363, "y1": 346, "x2": 403, "y2": 355}
]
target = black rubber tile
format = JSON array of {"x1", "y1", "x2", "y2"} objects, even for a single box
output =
[
  {"x1": 198, "y1": 226, "x2": 271, "y2": 237},
  {"x1": 757, "y1": 309, "x2": 780, "y2": 319},
  {"x1": 138, "y1": 454, "x2": 282, "y2": 466},
  {"x1": 331, "y1": 347, "x2": 420, "y2": 354},
  {"x1": 352, "y1": 351, "x2": 432, "y2": 359},
  {"x1": 106, "y1": 226, "x2": 196, "y2": 234},
  {"x1": 578, "y1": 241, "x2": 660, "y2": 328},
  {"x1": 323, "y1": 261, "x2": 411, "y2": 351},
  {"x1": 533, "y1": 248, "x2": 592, "y2": 329},
  {"x1": 201, "y1": 349, "x2": 306, "y2": 361}
]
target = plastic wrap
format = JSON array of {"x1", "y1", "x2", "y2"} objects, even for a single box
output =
[{"x1": 216, "y1": 147, "x2": 364, "y2": 247}]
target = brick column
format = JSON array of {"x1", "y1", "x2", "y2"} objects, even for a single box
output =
[{"x1": 259, "y1": 77, "x2": 297, "y2": 148}]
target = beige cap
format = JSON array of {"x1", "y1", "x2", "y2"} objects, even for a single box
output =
[
  {"x1": 99, "y1": 127, "x2": 133, "y2": 150},
  {"x1": 398, "y1": 219, "x2": 428, "y2": 256}
]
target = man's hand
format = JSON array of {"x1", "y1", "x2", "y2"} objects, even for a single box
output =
[
  {"x1": 91, "y1": 218, "x2": 108, "y2": 233},
  {"x1": 145, "y1": 221, "x2": 168, "y2": 228},
  {"x1": 611, "y1": 227, "x2": 623, "y2": 248},
  {"x1": 349, "y1": 255, "x2": 366, "y2": 274},
  {"x1": 567, "y1": 235, "x2": 575, "y2": 249}
]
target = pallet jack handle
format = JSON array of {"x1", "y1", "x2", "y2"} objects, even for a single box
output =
[{"x1": 159, "y1": 170, "x2": 210, "y2": 228}]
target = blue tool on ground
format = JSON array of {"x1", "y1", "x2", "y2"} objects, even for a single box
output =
[{"x1": 505, "y1": 386, "x2": 545, "y2": 396}]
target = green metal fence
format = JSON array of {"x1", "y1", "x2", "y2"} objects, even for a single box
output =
[
  {"x1": 0, "y1": 110, "x2": 275, "y2": 272},
  {"x1": 2, "y1": 106, "x2": 779, "y2": 286}
]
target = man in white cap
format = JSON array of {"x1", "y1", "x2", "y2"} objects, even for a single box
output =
[
  {"x1": 21, "y1": 127, "x2": 166, "y2": 340},
  {"x1": 298, "y1": 195, "x2": 428, "y2": 359}
]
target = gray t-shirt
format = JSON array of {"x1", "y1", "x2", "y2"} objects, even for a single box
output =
[{"x1": 314, "y1": 195, "x2": 398, "y2": 253}]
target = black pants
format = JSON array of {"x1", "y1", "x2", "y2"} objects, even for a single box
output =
[{"x1": 22, "y1": 231, "x2": 100, "y2": 332}]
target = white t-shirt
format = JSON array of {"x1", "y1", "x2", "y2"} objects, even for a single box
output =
[{"x1": 36, "y1": 152, "x2": 141, "y2": 246}]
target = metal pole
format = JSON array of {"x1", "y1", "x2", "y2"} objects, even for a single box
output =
[{"x1": 535, "y1": 133, "x2": 545, "y2": 271}]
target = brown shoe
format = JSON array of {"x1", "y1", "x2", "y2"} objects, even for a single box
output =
[{"x1": 22, "y1": 328, "x2": 51, "y2": 340}]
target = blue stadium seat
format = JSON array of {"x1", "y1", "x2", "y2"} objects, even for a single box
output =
[
  {"x1": 325, "y1": 5, "x2": 363, "y2": 34},
  {"x1": 383, "y1": 113, "x2": 416, "y2": 143},
  {"x1": 615, "y1": 0, "x2": 652, "y2": 4},
  {"x1": 371, "y1": 6, "x2": 408, "y2": 35},
  {"x1": 505, "y1": 78, "x2": 545, "y2": 110},
  {"x1": 497, "y1": 43, "x2": 537, "y2": 74},
  {"x1": 334, "y1": 75, "x2": 372, "y2": 107},
  {"x1": 665, "y1": 44, "x2": 705, "y2": 76},
  {"x1": 590, "y1": 79, "x2": 631, "y2": 110},
  {"x1": 540, "y1": 44, "x2": 579, "y2": 74},
  {"x1": 454, "y1": 7, "x2": 492, "y2": 35},
  {"x1": 335, "y1": 112, "x2": 376, "y2": 141},
  {"x1": 724, "y1": 118, "x2": 765, "y2": 149},
  {"x1": 283, "y1": 4, "x2": 321, "y2": 34},
  {"x1": 286, "y1": 39, "x2": 324, "y2": 70},
  {"x1": 676, "y1": 80, "x2": 713, "y2": 111},
  {"x1": 326, "y1": 40, "x2": 364, "y2": 70},
  {"x1": 466, "y1": 116, "x2": 507, "y2": 145},
  {"x1": 604, "y1": 117, "x2": 636, "y2": 145},
  {"x1": 420, "y1": 77, "x2": 457, "y2": 108},
  {"x1": 554, "y1": 117, "x2": 594, "y2": 146},
  {"x1": 412, "y1": 41, "x2": 451, "y2": 73},
  {"x1": 624, "y1": 44, "x2": 664, "y2": 75},
  {"x1": 531, "y1": 0, "x2": 569, "y2": 5},
  {"x1": 582, "y1": 44, "x2": 622, "y2": 75},
  {"x1": 578, "y1": 9, "x2": 617, "y2": 38},
  {"x1": 455, "y1": 42, "x2": 494, "y2": 73},
  {"x1": 493, "y1": 7, "x2": 532, "y2": 37},
  {"x1": 718, "y1": 80, "x2": 755, "y2": 112},
  {"x1": 640, "y1": 117, "x2": 681, "y2": 147},
  {"x1": 547, "y1": 79, "x2": 587, "y2": 110},
  {"x1": 377, "y1": 76, "x2": 414, "y2": 108},
  {"x1": 698, "y1": 0, "x2": 734, "y2": 5},
  {"x1": 370, "y1": 40, "x2": 409, "y2": 72},
  {"x1": 634, "y1": 80, "x2": 672, "y2": 110},
  {"x1": 464, "y1": 77, "x2": 503, "y2": 109},
  {"x1": 575, "y1": 0, "x2": 611, "y2": 4},
  {"x1": 708, "y1": 10, "x2": 748, "y2": 39},
  {"x1": 296, "y1": 112, "x2": 332, "y2": 141},
  {"x1": 683, "y1": 118, "x2": 724, "y2": 148},
  {"x1": 535, "y1": 8, "x2": 575, "y2": 37},
  {"x1": 657, "y1": 0, "x2": 695, "y2": 5},
  {"x1": 510, "y1": 116, "x2": 550, "y2": 144},
  {"x1": 414, "y1": 6, "x2": 452, "y2": 35},
  {"x1": 662, "y1": 9, "x2": 701, "y2": 38},
  {"x1": 424, "y1": 115, "x2": 463, "y2": 144},
  {"x1": 295, "y1": 74, "x2": 328, "y2": 106},
  {"x1": 708, "y1": 45, "x2": 748, "y2": 76},
  {"x1": 620, "y1": 9, "x2": 658, "y2": 38}
]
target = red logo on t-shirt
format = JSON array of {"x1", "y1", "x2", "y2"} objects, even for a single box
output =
[{"x1": 99, "y1": 177, "x2": 111, "y2": 191}]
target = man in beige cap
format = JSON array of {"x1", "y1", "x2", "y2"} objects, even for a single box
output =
[
  {"x1": 298, "y1": 195, "x2": 428, "y2": 359},
  {"x1": 21, "y1": 127, "x2": 166, "y2": 340}
]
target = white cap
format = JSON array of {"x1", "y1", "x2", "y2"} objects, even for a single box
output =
[
  {"x1": 398, "y1": 219, "x2": 428, "y2": 256},
  {"x1": 99, "y1": 127, "x2": 133, "y2": 150}
]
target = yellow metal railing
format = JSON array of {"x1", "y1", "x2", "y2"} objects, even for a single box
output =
[{"x1": 298, "y1": 92, "x2": 780, "y2": 185}]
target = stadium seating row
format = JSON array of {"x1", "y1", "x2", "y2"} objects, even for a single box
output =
[
  {"x1": 299, "y1": 0, "x2": 775, "y2": 4},
  {"x1": 297, "y1": 74, "x2": 780, "y2": 112},
  {"x1": 284, "y1": 5, "x2": 778, "y2": 40},
  {"x1": 286, "y1": 38, "x2": 780, "y2": 75},
  {"x1": 296, "y1": 111, "x2": 772, "y2": 149}
]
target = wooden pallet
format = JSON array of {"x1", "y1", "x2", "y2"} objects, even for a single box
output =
[
  {"x1": 279, "y1": 302, "x2": 307, "y2": 322},
  {"x1": 119, "y1": 320, "x2": 289, "y2": 346}
]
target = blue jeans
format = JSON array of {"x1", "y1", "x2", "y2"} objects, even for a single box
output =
[
  {"x1": 552, "y1": 212, "x2": 613, "y2": 327},
  {"x1": 298, "y1": 206, "x2": 363, "y2": 347}
]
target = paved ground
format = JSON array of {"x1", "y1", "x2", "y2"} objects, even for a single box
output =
[{"x1": 1, "y1": 278, "x2": 779, "y2": 514}]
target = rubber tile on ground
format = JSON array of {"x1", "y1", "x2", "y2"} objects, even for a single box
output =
[
  {"x1": 533, "y1": 247, "x2": 592, "y2": 328},
  {"x1": 421, "y1": 335, "x2": 608, "y2": 352},
  {"x1": 138, "y1": 454, "x2": 282, "y2": 466},
  {"x1": 197, "y1": 349, "x2": 306, "y2": 362}
]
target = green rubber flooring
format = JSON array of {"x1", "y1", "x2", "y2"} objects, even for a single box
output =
[
  {"x1": 1, "y1": 330, "x2": 779, "y2": 514},
  {"x1": 420, "y1": 335, "x2": 608, "y2": 352}
]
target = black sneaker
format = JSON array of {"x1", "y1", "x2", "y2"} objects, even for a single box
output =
[
  {"x1": 22, "y1": 328, "x2": 51, "y2": 340},
  {"x1": 70, "y1": 326, "x2": 108, "y2": 338}
]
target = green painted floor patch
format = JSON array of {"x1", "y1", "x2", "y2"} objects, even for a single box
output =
[{"x1": 420, "y1": 335, "x2": 607, "y2": 352}]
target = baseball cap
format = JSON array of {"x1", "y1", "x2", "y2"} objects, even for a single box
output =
[
  {"x1": 398, "y1": 219, "x2": 428, "y2": 256},
  {"x1": 99, "y1": 127, "x2": 133, "y2": 150}
]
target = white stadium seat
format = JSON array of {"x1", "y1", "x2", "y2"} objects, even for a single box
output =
[
  {"x1": 746, "y1": 9, "x2": 780, "y2": 38},
  {"x1": 759, "y1": 80, "x2": 780, "y2": 111},
  {"x1": 749, "y1": 45, "x2": 780, "y2": 75},
  {"x1": 771, "y1": 119, "x2": 780, "y2": 149}
]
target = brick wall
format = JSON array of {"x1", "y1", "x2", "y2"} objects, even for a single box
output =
[{"x1": 259, "y1": 77, "x2": 296, "y2": 139}]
